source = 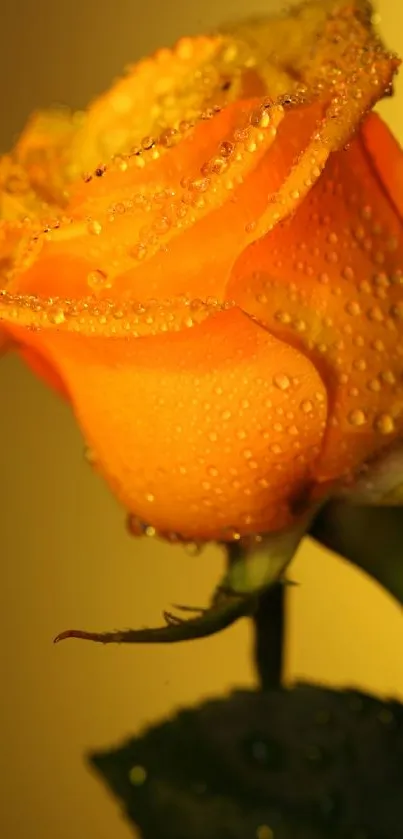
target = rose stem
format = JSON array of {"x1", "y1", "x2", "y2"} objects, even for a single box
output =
[
  {"x1": 252, "y1": 582, "x2": 285, "y2": 690},
  {"x1": 226, "y1": 543, "x2": 285, "y2": 689}
]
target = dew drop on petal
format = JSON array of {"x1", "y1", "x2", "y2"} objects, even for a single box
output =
[
  {"x1": 374, "y1": 413, "x2": 395, "y2": 435},
  {"x1": 380, "y1": 370, "x2": 396, "y2": 385},
  {"x1": 87, "y1": 220, "x2": 103, "y2": 236},
  {"x1": 274, "y1": 373, "x2": 291, "y2": 391},
  {"x1": 300, "y1": 399, "x2": 314, "y2": 414},
  {"x1": 87, "y1": 269, "x2": 111, "y2": 290},
  {"x1": 345, "y1": 300, "x2": 361, "y2": 316},
  {"x1": 348, "y1": 409, "x2": 367, "y2": 427},
  {"x1": 48, "y1": 306, "x2": 65, "y2": 325}
]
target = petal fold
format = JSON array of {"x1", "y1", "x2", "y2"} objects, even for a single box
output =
[{"x1": 228, "y1": 116, "x2": 403, "y2": 481}]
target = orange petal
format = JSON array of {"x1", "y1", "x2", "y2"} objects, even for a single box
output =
[
  {"x1": 66, "y1": 21, "x2": 305, "y2": 179},
  {"x1": 0, "y1": 108, "x2": 82, "y2": 223},
  {"x1": 7, "y1": 1, "x2": 397, "y2": 306},
  {"x1": 227, "y1": 115, "x2": 403, "y2": 482},
  {"x1": 7, "y1": 98, "x2": 314, "y2": 301},
  {"x1": 0, "y1": 303, "x2": 327, "y2": 540},
  {"x1": 361, "y1": 112, "x2": 403, "y2": 218}
]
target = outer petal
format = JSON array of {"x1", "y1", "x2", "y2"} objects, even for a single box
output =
[
  {"x1": 227, "y1": 115, "x2": 403, "y2": 482},
  {"x1": 0, "y1": 303, "x2": 327, "y2": 540},
  {"x1": 361, "y1": 112, "x2": 403, "y2": 218}
]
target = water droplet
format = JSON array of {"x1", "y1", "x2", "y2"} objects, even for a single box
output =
[
  {"x1": 319, "y1": 272, "x2": 330, "y2": 284},
  {"x1": 374, "y1": 413, "x2": 395, "y2": 435},
  {"x1": 342, "y1": 265, "x2": 355, "y2": 280},
  {"x1": 353, "y1": 359, "x2": 367, "y2": 371},
  {"x1": 300, "y1": 400, "x2": 313, "y2": 414},
  {"x1": 129, "y1": 765, "x2": 147, "y2": 786},
  {"x1": 377, "y1": 707, "x2": 395, "y2": 725},
  {"x1": 367, "y1": 305, "x2": 384, "y2": 323},
  {"x1": 361, "y1": 204, "x2": 372, "y2": 220},
  {"x1": 87, "y1": 269, "x2": 111, "y2": 291},
  {"x1": 348, "y1": 409, "x2": 367, "y2": 427},
  {"x1": 274, "y1": 373, "x2": 290, "y2": 391},
  {"x1": 345, "y1": 301, "x2": 361, "y2": 316},
  {"x1": 371, "y1": 338, "x2": 385, "y2": 352},
  {"x1": 83, "y1": 445, "x2": 97, "y2": 465},
  {"x1": 145, "y1": 492, "x2": 155, "y2": 502},
  {"x1": 48, "y1": 306, "x2": 65, "y2": 325},
  {"x1": 275, "y1": 310, "x2": 291, "y2": 324},
  {"x1": 390, "y1": 301, "x2": 403, "y2": 320},
  {"x1": 256, "y1": 827, "x2": 273, "y2": 839},
  {"x1": 220, "y1": 141, "x2": 234, "y2": 158},
  {"x1": 391, "y1": 270, "x2": 403, "y2": 285},
  {"x1": 380, "y1": 370, "x2": 396, "y2": 385},
  {"x1": 87, "y1": 220, "x2": 102, "y2": 236},
  {"x1": 367, "y1": 377, "x2": 381, "y2": 392}
]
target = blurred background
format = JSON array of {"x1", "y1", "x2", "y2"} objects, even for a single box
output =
[{"x1": 0, "y1": 1, "x2": 402, "y2": 837}]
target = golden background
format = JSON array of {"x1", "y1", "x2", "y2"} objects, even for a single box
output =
[{"x1": 0, "y1": 1, "x2": 402, "y2": 837}]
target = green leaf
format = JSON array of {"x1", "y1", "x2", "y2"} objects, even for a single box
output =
[
  {"x1": 310, "y1": 501, "x2": 403, "y2": 604},
  {"x1": 89, "y1": 682, "x2": 403, "y2": 838}
]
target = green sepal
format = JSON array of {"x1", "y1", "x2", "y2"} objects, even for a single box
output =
[
  {"x1": 54, "y1": 512, "x2": 313, "y2": 646},
  {"x1": 310, "y1": 501, "x2": 403, "y2": 605}
]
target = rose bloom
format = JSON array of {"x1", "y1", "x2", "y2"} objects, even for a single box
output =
[{"x1": 1, "y1": 0, "x2": 403, "y2": 552}]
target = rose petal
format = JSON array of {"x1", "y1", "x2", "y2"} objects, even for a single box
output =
[
  {"x1": 227, "y1": 115, "x2": 403, "y2": 482},
  {"x1": 6, "y1": 1, "x2": 397, "y2": 306},
  {"x1": 66, "y1": 20, "x2": 307, "y2": 179},
  {"x1": 0, "y1": 305, "x2": 327, "y2": 540},
  {"x1": 361, "y1": 112, "x2": 403, "y2": 218},
  {"x1": 0, "y1": 108, "x2": 82, "y2": 222},
  {"x1": 7, "y1": 98, "x2": 315, "y2": 301}
]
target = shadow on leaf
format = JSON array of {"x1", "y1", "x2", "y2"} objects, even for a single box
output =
[{"x1": 89, "y1": 682, "x2": 403, "y2": 839}]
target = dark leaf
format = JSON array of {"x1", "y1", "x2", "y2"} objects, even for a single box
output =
[
  {"x1": 310, "y1": 502, "x2": 403, "y2": 605},
  {"x1": 89, "y1": 682, "x2": 403, "y2": 838}
]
